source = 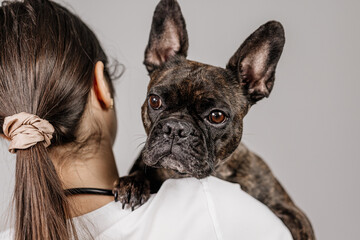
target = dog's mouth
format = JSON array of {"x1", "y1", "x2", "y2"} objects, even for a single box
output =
[
  {"x1": 143, "y1": 142, "x2": 213, "y2": 179},
  {"x1": 157, "y1": 153, "x2": 189, "y2": 173}
]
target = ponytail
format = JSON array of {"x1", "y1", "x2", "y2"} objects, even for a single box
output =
[
  {"x1": 2, "y1": 112, "x2": 76, "y2": 239},
  {"x1": 14, "y1": 145, "x2": 77, "y2": 239}
]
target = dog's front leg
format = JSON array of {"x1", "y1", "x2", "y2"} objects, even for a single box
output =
[
  {"x1": 113, "y1": 148, "x2": 180, "y2": 209},
  {"x1": 112, "y1": 152, "x2": 151, "y2": 210}
]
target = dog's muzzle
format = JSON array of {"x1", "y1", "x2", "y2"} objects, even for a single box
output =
[{"x1": 143, "y1": 118, "x2": 213, "y2": 178}]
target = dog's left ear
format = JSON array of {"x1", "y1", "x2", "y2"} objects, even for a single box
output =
[
  {"x1": 144, "y1": 0, "x2": 189, "y2": 73},
  {"x1": 227, "y1": 21, "x2": 285, "y2": 104}
]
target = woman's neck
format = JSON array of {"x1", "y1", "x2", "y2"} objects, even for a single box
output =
[{"x1": 49, "y1": 140, "x2": 119, "y2": 217}]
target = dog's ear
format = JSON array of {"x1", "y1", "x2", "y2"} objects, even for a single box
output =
[
  {"x1": 144, "y1": 0, "x2": 188, "y2": 73},
  {"x1": 226, "y1": 21, "x2": 285, "y2": 104}
]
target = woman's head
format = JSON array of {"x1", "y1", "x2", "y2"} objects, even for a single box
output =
[
  {"x1": 0, "y1": 0, "x2": 114, "y2": 144},
  {"x1": 0, "y1": 0, "x2": 115, "y2": 239}
]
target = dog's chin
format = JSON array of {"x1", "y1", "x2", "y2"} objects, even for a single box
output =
[
  {"x1": 159, "y1": 154, "x2": 188, "y2": 173},
  {"x1": 144, "y1": 153, "x2": 212, "y2": 179}
]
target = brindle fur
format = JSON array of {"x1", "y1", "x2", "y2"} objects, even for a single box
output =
[{"x1": 113, "y1": 0, "x2": 315, "y2": 239}]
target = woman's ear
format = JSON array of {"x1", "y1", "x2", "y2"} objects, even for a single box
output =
[{"x1": 93, "y1": 61, "x2": 113, "y2": 109}]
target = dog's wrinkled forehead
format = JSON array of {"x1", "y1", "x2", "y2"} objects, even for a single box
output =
[{"x1": 148, "y1": 59, "x2": 244, "y2": 110}]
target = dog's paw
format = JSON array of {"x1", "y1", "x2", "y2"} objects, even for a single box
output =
[{"x1": 112, "y1": 172, "x2": 150, "y2": 211}]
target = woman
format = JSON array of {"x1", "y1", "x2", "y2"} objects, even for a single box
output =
[{"x1": 0, "y1": 0, "x2": 293, "y2": 239}]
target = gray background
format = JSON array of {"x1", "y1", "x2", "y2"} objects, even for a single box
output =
[{"x1": 0, "y1": 0, "x2": 359, "y2": 239}]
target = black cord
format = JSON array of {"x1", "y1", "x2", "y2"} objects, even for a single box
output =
[{"x1": 64, "y1": 188, "x2": 114, "y2": 197}]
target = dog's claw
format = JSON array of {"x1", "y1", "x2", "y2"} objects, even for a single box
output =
[
  {"x1": 113, "y1": 172, "x2": 151, "y2": 210},
  {"x1": 114, "y1": 191, "x2": 118, "y2": 202}
]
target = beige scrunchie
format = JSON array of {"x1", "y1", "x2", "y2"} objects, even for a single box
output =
[{"x1": 2, "y1": 112, "x2": 55, "y2": 153}]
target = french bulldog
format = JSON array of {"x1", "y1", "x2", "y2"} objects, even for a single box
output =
[{"x1": 114, "y1": 0, "x2": 315, "y2": 239}]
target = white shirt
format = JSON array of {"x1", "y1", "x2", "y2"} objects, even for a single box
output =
[{"x1": 0, "y1": 176, "x2": 293, "y2": 240}]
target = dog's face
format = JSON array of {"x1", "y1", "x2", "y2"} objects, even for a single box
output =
[
  {"x1": 141, "y1": 0, "x2": 285, "y2": 178},
  {"x1": 142, "y1": 60, "x2": 249, "y2": 178}
]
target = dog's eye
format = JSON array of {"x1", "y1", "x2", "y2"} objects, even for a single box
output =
[
  {"x1": 209, "y1": 111, "x2": 226, "y2": 124},
  {"x1": 148, "y1": 94, "x2": 162, "y2": 109}
]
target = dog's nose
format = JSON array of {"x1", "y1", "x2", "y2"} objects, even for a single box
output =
[{"x1": 162, "y1": 121, "x2": 191, "y2": 138}]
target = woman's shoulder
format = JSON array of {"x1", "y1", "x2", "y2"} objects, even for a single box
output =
[
  {"x1": 79, "y1": 177, "x2": 222, "y2": 239},
  {"x1": 82, "y1": 176, "x2": 293, "y2": 240}
]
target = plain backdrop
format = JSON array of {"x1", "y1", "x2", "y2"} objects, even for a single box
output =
[{"x1": 0, "y1": 0, "x2": 359, "y2": 239}]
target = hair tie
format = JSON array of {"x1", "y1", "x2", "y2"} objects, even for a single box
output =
[{"x1": 2, "y1": 112, "x2": 55, "y2": 153}]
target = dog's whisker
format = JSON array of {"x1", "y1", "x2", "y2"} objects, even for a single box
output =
[
  {"x1": 209, "y1": 163, "x2": 216, "y2": 173},
  {"x1": 132, "y1": 136, "x2": 147, "y2": 142},
  {"x1": 136, "y1": 141, "x2": 146, "y2": 150}
]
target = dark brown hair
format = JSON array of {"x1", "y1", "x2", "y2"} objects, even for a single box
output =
[{"x1": 0, "y1": 0, "x2": 114, "y2": 239}]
